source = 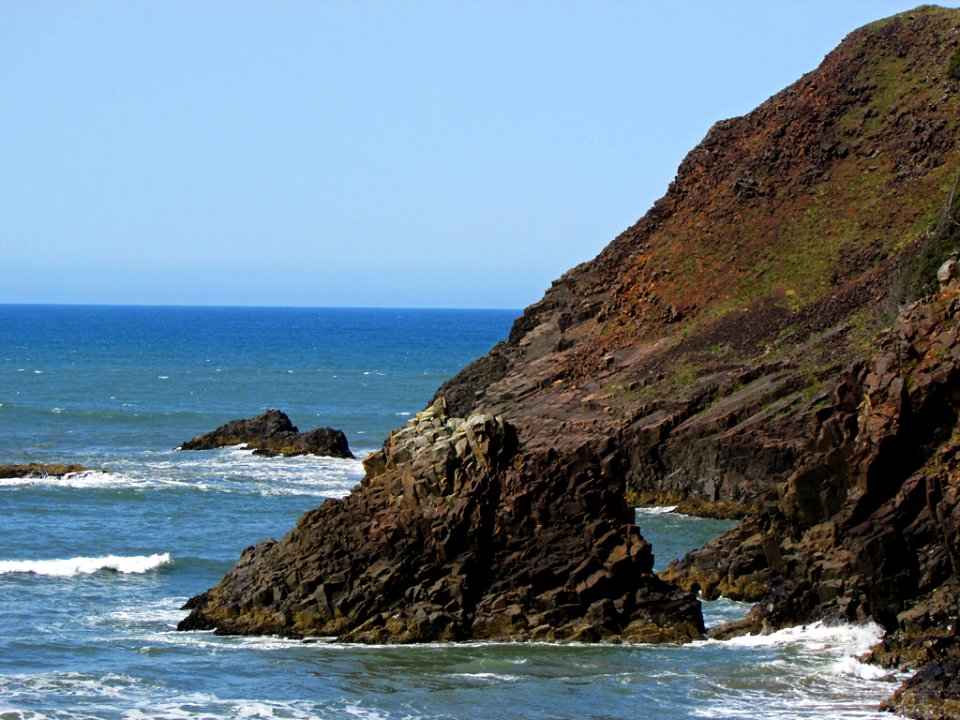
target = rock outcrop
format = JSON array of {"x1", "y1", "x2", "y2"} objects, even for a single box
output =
[
  {"x1": 180, "y1": 410, "x2": 354, "y2": 459},
  {"x1": 179, "y1": 400, "x2": 702, "y2": 642}
]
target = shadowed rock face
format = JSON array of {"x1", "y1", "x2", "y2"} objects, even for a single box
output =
[
  {"x1": 180, "y1": 409, "x2": 354, "y2": 459},
  {"x1": 179, "y1": 401, "x2": 702, "y2": 643},
  {"x1": 664, "y1": 277, "x2": 960, "y2": 629}
]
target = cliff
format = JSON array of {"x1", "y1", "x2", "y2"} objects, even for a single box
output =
[{"x1": 182, "y1": 6, "x2": 960, "y2": 713}]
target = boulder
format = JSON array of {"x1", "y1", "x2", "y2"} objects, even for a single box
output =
[{"x1": 180, "y1": 409, "x2": 354, "y2": 459}]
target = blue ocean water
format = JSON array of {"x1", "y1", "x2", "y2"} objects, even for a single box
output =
[{"x1": 0, "y1": 305, "x2": 904, "y2": 719}]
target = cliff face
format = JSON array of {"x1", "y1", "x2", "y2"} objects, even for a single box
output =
[
  {"x1": 437, "y1": 6, "x2": 960, "y2": 510},
  {"x1": 182, "y1": 4, "x2": 960, "y2": 674}
]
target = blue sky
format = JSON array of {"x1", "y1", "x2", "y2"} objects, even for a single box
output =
[{"x1": 1, "y1": 1, "x2": 954, "y2": 309}]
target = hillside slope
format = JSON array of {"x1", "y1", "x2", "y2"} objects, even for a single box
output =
[{"x1": 436, "y1": 5, "x2": 960, "y2": 510}]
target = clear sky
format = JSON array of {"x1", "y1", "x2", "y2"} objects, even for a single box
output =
[{"x1": 1, "y1": 1, "x2": 955, "y2": 309}]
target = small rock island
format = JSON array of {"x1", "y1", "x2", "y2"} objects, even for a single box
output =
[{"x1": 180, "y1": 409, "x2": 354, "y2": 459}]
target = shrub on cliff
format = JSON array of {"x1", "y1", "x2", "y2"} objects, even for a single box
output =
[
  {"x1": 947, "y1": 43, "x2": 960, "y2": 79},
  {"x1": 893, "y1": 178, "x2": 960, "y2": 305}
]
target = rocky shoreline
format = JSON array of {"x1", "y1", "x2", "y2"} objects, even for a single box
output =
[
  {"x1": 178, "y1": 6, "x2": 960, "y2": 717},
  {"x1": 178, "y1": 399, "x2": 703, "y2": 643}
]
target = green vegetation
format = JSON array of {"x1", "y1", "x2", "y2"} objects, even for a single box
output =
[
  {"x1": 893, "y1": 175, "x2": 960, "y2": 304},
  {"x1": 947, "y1": 44, "x2": 960, "y2": 79}
]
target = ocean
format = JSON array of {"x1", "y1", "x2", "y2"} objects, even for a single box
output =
[{"x1": 0, "y1": 305, "x2": 904, "y2": 719}]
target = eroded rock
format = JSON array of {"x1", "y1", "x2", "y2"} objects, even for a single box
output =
[{"x1": 178, "y1": 401, "x2": 702, "y2": 643}]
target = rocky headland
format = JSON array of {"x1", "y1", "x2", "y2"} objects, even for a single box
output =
[
  {"x1": 180, "y1": 409, "x2": 354, "y2": 459},
  {"x1": 180, "y1": 6, "x2": 960, "y2": 716}
]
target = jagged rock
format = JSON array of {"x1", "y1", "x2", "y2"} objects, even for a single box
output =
[
  {"x1": 178, "y1": 405, "x2": 702, "y2": 643},
  {"x1": 880, "y1": 662, "x2": 960, "y2": 720},
  {"x1": 180, "y1": 410, "x2": 354, "y2": 459}
]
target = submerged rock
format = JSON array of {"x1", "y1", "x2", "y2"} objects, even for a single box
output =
[
  {"x1": 178, "y1": 400, "x2": 702, "y2": 643},
  {"x1": 179, "y1": 409, "x2": 354, "y2": 459},
  {"x1": 0, "y1": 463, "x2": 89, "y2": 478}
]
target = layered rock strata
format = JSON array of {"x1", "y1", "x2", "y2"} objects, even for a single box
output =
[
  {"x1": 663, "y1": 276, "x2": 960, "y2": 715},
  {"x1": 178, "y1": 400, "x2": 702, "y2": 643},
  {"x1": 180, "y1": 409, "x2": 354, "y2": 459}
]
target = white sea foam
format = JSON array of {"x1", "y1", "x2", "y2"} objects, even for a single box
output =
[
  {"x1": 0, "y1": 553, "x2": 171, "y2": 577},
  {"x1": 635, "y1": 505, "x2": 678, "y2": 515},
  {"x1": 449, "y1": 672, "x2": 522, "y2": 683},
  {"x1": 0, "y1": 470, "x2": 152, "y2": 490},
  {"x1": 690, "y1": 621, "x2": 899, "y2": 719},
  {"x1": 103, "y1": 598, "x2": 189, "y2": 628},
  {"x1": 162, "y1": 445, "x2": 365, "y2": 498},
  {"x1": 717, "y1": 620, "x2": 884, "y2": 653},
  {"x1": 1, "y1": 674, "x2": 359, "y2": 720}
]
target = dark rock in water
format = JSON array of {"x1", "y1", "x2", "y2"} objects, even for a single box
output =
[
  {"x1": 880, "y1": 662, "x2": 960, "y2": 720},
  {"x1": 0, "y1": 463, "x2": 89, "y2": 478},
  {"x1": 180, "y1": 409, "x2": 354, "y2": 459},
  {"x1": 178, "y1": 400, "x2": 703, "y2": 643}
]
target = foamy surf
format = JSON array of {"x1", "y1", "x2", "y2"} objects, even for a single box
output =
[
  {"x1": 0, "y1": 470, "x2": 148, "y2": 490},
  {"x1": 717, "y1": 620, "x2": 884, "y2": 653},
  {"x1": 688, "y1": 621, "x2": 900, "y2": 719},
  {"x1": 635, "y1": 505, "x2": 678, "y2": 515},
  {"x1": 0, "y1": 553, "x2": 172, "y2": 577}
]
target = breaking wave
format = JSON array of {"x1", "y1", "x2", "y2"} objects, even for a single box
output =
[{"x1": 0, "y1": 553, "x2": 172, "y2": 577}]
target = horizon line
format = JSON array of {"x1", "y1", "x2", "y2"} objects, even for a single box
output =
[{"x1": 0, "y1": 301, "x2": 523, "y2": 313}]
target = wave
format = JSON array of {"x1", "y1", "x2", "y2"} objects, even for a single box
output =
[
  {"x1": 2, "y1": 448, "x2": 366, "y2": 498},
  {"x1": 0, "y1": 470, "x2": 153, "y2": 490},
  {"x1": 0, "y1": 553, "x2": 171, "y2": 577},
  {"x1": 635, "y1": 505, "x2": 678, "y2": 515},
  {"x1": 714, "y1": 620, "x2": 884, "y2": 654},
  {"x1": 0, "y1": 674, "x2": 393, "y2": 720}
]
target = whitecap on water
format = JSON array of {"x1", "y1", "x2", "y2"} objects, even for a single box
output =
[
  {"x1": 688, "y1": 621, "x2": 901, "y2": 719},
  {"x1": 0, "y1": 553, "x2": 171, "y2": 577},
  {"x1": 635, "y1": 505, "x2": 678, "y2": 515},
  {"x1": 0, "y1": 470, "x2": 153, "y2": 490},
  {"x1": 716, "y1": 620, "x2": 884, "y2": 653}
]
